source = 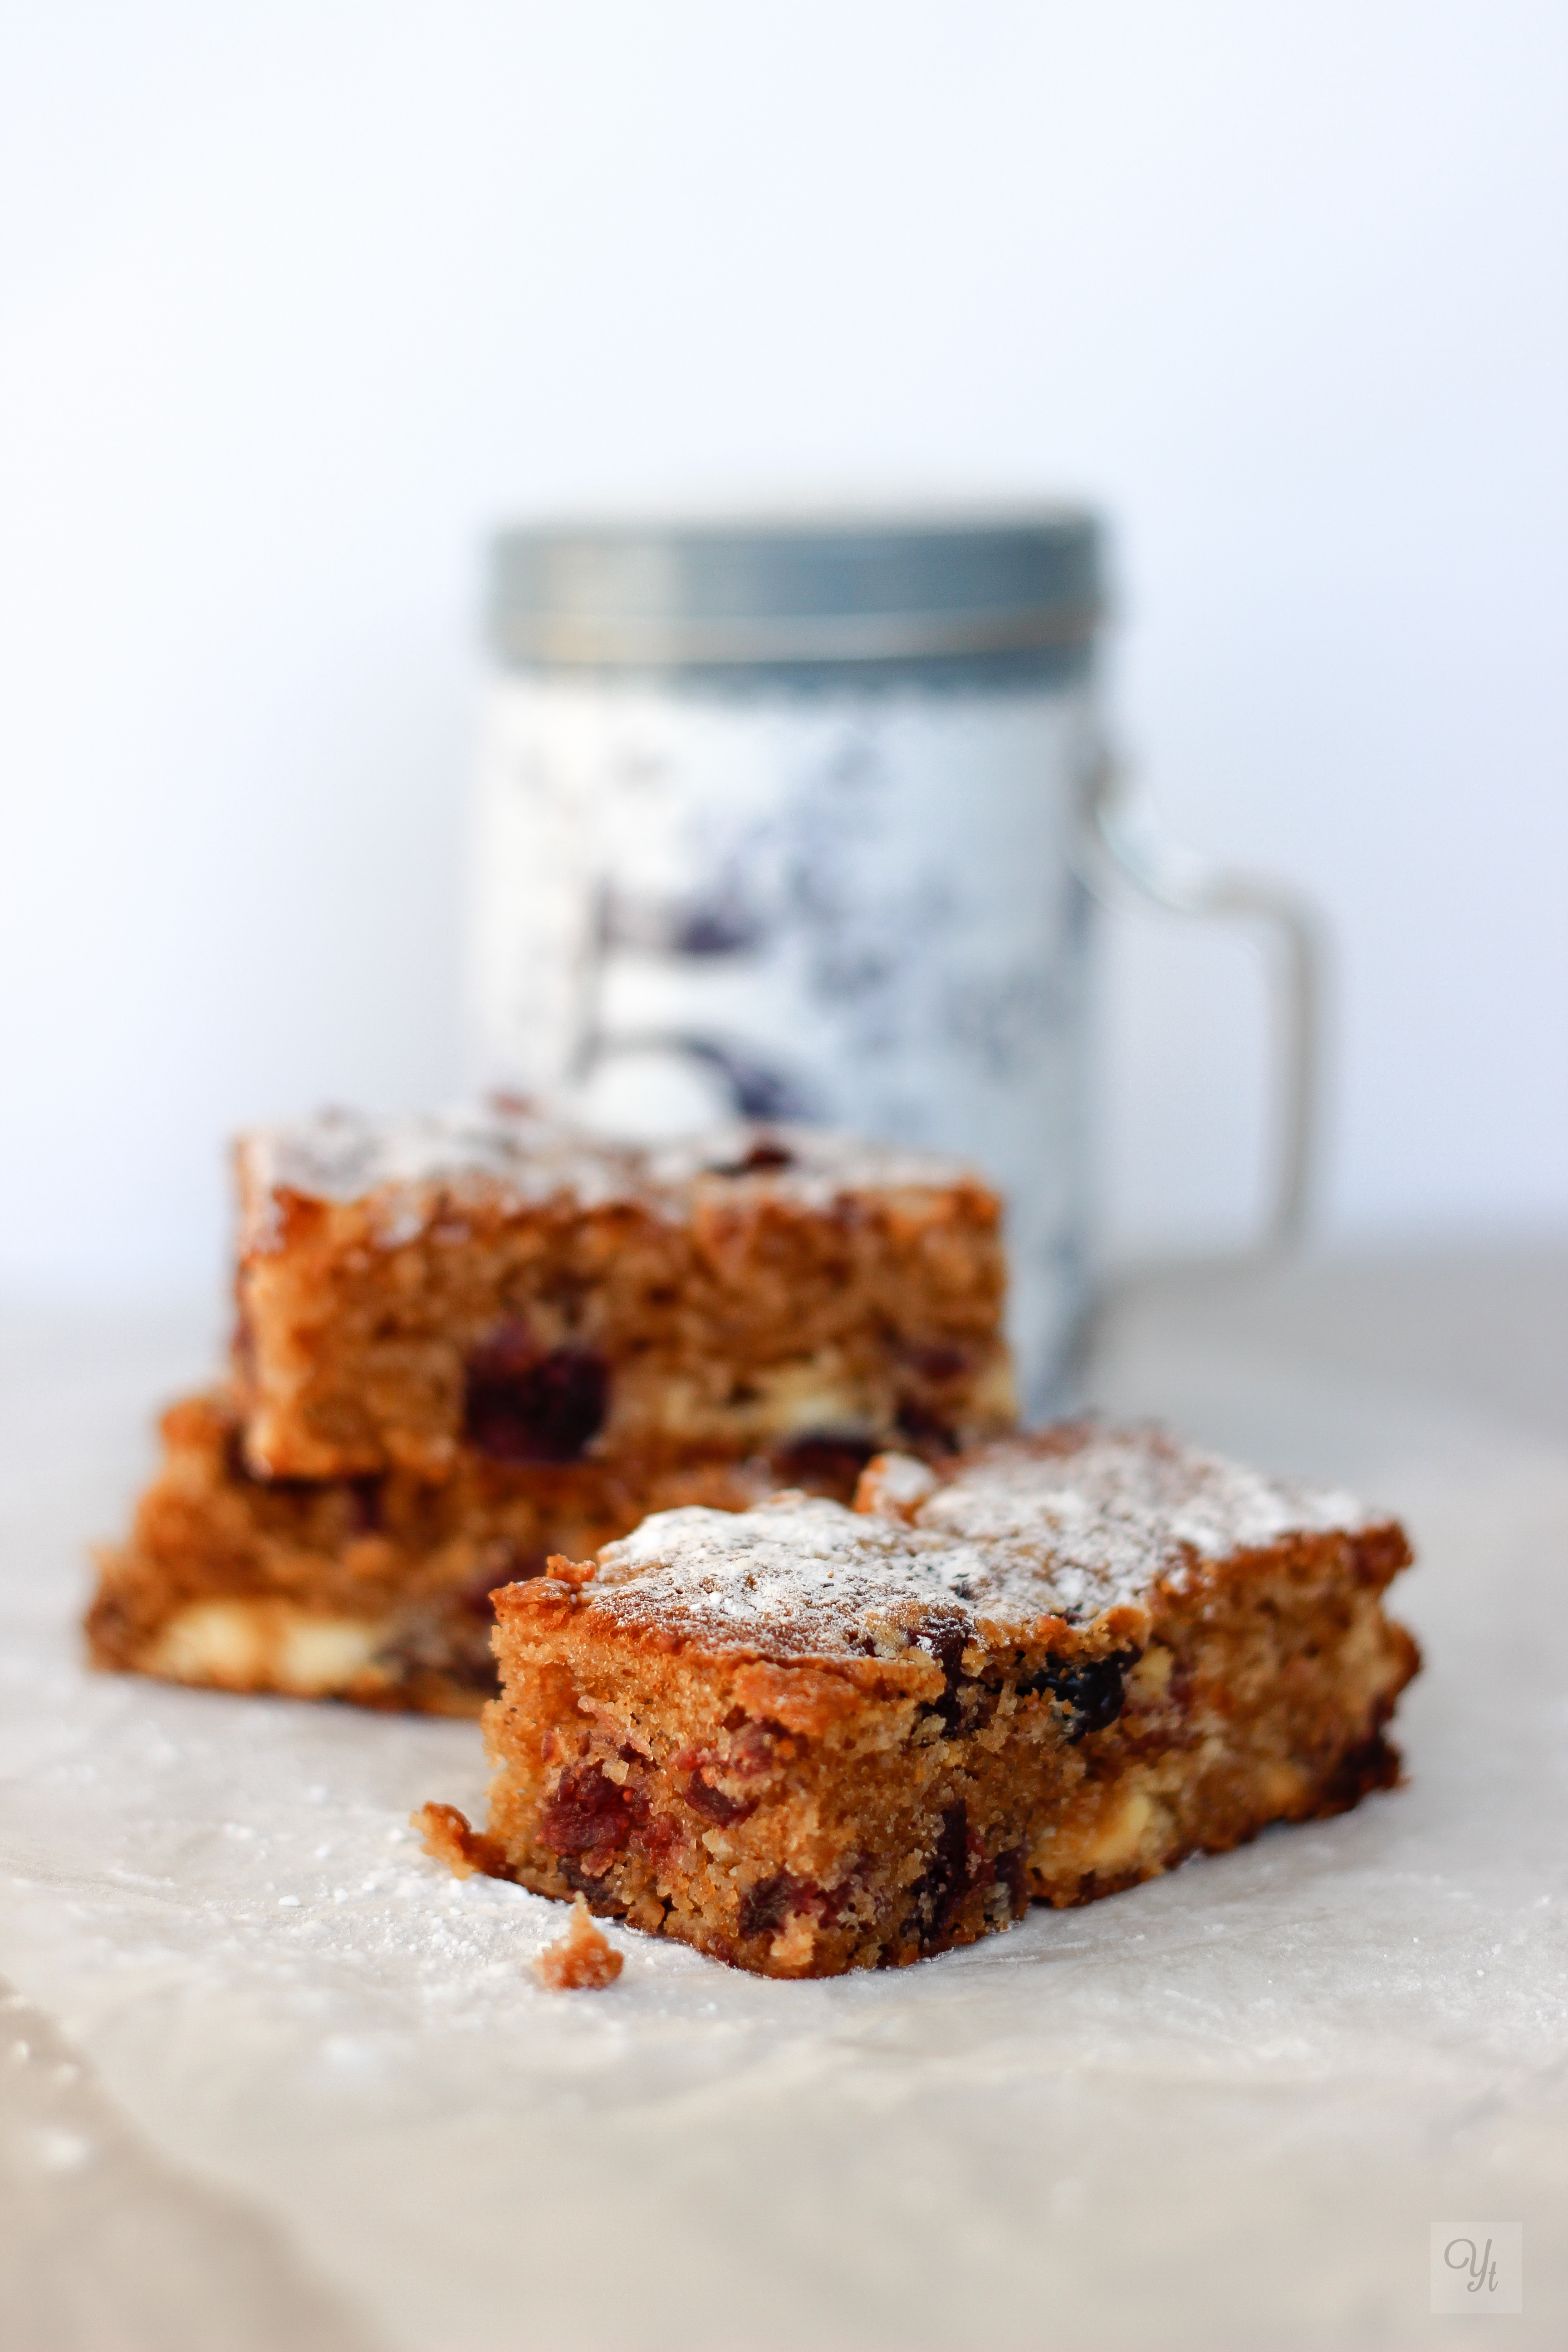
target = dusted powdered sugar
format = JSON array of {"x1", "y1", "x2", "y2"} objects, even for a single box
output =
[
  {"x1": 644, "y1": 1123, "x2": 982, "y2": 1204},
  {"x1": 237, "y1": 1103, "x2": 988, "y2": 1254},
  {"x1": 590, "y1": 1495, "x2": 986, "y2": 1660},
  {"x1": 907, "y1": 1429, "x2": 1373, "y2": 1626},
  {"x1": 237, "y1": 1105, "x2": 643, "y2": 1252},
  {"x1": 582, "y1": 1429, "x2": 1381, "y2": 1658}
]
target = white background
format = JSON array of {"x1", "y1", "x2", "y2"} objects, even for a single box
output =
[{"x1": 1, "y1": 0, "x2": 1564, "y2": 1300}]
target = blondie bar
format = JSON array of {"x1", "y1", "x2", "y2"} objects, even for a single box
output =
[
  {"x1": 232, "y1": 1107, "x2": 1015, "y2": 1480},
  {"x1": 419, "y1": 1425, "x2": 1419, "y2": 1974},
  {"x1": 89, "y1": 1107, "x2": 1014, "y2": 1711}
]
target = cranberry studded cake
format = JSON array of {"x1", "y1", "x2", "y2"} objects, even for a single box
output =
[
  {"x1": 229, "y1": 1106, "x2": 1014, "y2": 1480},
  {"x1": 87, "y1": 1106, "x2": 1016, "y2": 1711},
  {"x1": 418, "y1": 1425, "x2": 1419, "y2": 1975}
]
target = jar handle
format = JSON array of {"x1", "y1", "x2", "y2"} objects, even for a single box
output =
[{"x1": 1082, "y1": 753, "x2": 1324, "y2": 1259}]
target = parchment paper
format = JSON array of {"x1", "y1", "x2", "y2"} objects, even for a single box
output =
[{"x1": 2, "y1": 1270, "x2": 1565, "y2": 2350}]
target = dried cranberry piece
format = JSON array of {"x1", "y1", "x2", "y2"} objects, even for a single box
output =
[
  {"x1": 995, "y1": 1843, "x2": 1029, "y2": 1917},
  {"x1": 712, "y1": 1137, "x2": 795, "y2": 1176},
  {"x1": 464, "y1": 1322, "x2": 608, "y2": 1463},
  {"x1": 725, "y1": 1720, "x2": 789, "y2": 1777},
  {"x1": 769, "y1": 1431, "x2": 877, "y2": 1499},
  {"x1": 894, "y1": 1399, "x2": 959, "y2": 1455},
  {"x1": 739, "y1": 1871, "x2": 830, "y2": 1940},
  {"x1": 344, "y1": 1475, "x2": 384, "y2": 1534},
  {"x1": 633, "y1": 1813, "x2": 680, "y2": 1861},
  {"x1": 538, "y1": 1764, "x2": 637, "y2": 1855},
  {"x1": 1020, "y1": 1650, "x2": 1138, "y2": 1741},
  {"x1": 909, "y1": 1802, "x2": 970, "y2": 1952},
  {"x1": 559, "y1": 1860, "x2": 630, "y2": 1908},
  {"x1": 919, "y1": 1614, "x2": 973, "y2": 1735},
  {"x1": 684, "y1": 1771, "x2": 756, "y2": 1827}
]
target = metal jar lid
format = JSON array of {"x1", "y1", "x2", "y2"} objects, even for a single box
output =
[{"x1": 489, "y1": 508, "x2": 1102, "y2": 670}]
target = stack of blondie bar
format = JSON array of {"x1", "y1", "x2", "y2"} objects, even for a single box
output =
[
  {"x1": 88, "y1": 1101, "x2": 1419, "y2": 1980},
  {"x1": 87, "y1": 1103, "x2": 1017, "y2": 1715}
]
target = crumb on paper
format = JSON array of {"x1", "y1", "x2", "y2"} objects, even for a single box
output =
[{"x1": 535, "y1": 1896, "x2": 624, "y2": 1991}]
